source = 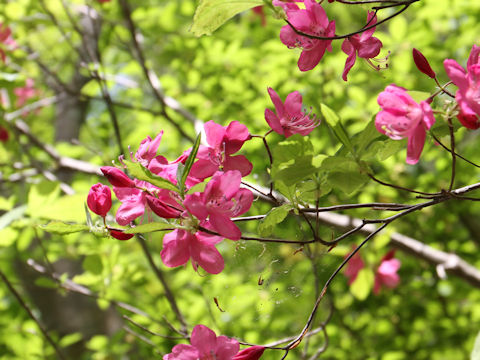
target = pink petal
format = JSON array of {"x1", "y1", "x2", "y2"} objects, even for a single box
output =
[
  {"x1": 205, "y1": 171, "x2": 242, "y2": 201},
  {"x1": 406, "y1": 124, "x2": 426, "y2": 165},
  {"x1": 190, "y1": 325, "x2": 218, "y2": 357},
  {"x1": 205, "y1": 121, "x2": 226, "y2": 149},
  {"x1": 357, "y1": 37, "x2": 382, "y2": 58},
  {"x1": 284, "y1": 91, "x2": 303, "y2": 116},
  {"x1": 298, "y1": 45, "x2": 326, "y2": 72},
  {"x1": 360, "y1": 11, "x2": 377, "y2": 41},
  {"x1": 223, "y1": 155, "x2": 253, "y2": 177},
  {"x1": 190, "y1": 159, "x2": 218, "y2": 180},
  {"x1": 279, "y1": 25, "x2": 300, "y2": 49},
  {"x1": 114, "y1": 191, "x2": 145, "y2": 225},
  {"x1": 225, "y1": 121, "x2": 250, "y2": 154},
  {"x1": 163, "y1": 344, "x2": 199, "y2": 360},
  {"x1": 209, "y1": 213, "x2": 242, "y2": 240},
  {"x1": 160, "y1": 230, "x2": 191, "y2": 268},
  {"x1": 420, "y1": 101, "x2": 436, "y2": 129},
  {"x1": 184, "y1": 193, "x2": 209, "y2": 220},
  {"x1": 265, "y1": 109, "x2": 284, "y2": 135},
  {"x1": 305, "y1": 0, "x2": 328, "y2": 29},
  {"x1": 342, "y1": 48, "x2": 357, "y2": 82},
  {"x1": 231, "y1": 188, "x2": 254, "y2": 217},
  {"x1": 467, "y1": 44, "x2": 480, "y2": 68},
  {"x1": 190, "y1": 237, "x2": 225, "y2": 274},
  {"x1": 267, "y1": 88, "x2": 286, "y2": 119},
  {"x1": 444, "y1": 59, "x2": 468, "y2": 91},
  {"x1": 215, "y1": 336, "x2": 240, "y2": 360}
]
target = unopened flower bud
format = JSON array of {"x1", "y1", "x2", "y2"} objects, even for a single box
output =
[
  {"x1": 87, "y1": 183, "x2": 112, "y2": 217},
  {"x1": 145, "y1": 195, "x2": 182, "y2": 219},
  {"x1": 109, "y1": 229, "x2": 134, "y2": 240},
  {"x1": 101, "y1": 166, "x2": 135, "y2": 188},
  {"x1": 412, "y1": 48, "x2": 436, "y2": 79},
  {"x1": 233, "y1": 346, "x2": 266, "y2": 360}
]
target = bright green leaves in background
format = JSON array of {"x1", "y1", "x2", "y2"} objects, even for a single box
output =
[{"x1": 191, "y1": 0, "x2": 263, "y2": 36}]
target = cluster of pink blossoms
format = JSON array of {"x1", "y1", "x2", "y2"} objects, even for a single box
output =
[
  {"x1": 163, "y1": 324, "x2": 265, "y2": 360},
  {"x1": 344, "y1": 247, "x2": 401, "y2": 295},
  {"x1": 274, "y1": 1, "x2": 384, "y2": 80},
  {"x1": 0, "y1": 23, "x2": 16, "y2": 64},
  {"x1": 87, "y1": 120, "x2": 253, "y2": 274},
  {"x1": 375, "y1": 45, "x2": 480, "y2": 164}
]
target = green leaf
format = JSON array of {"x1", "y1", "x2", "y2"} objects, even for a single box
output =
[
  {"x1": 350, "y1": 268, "x2": 374, "y2": 301},
  {"x1": 321, "y1": 104, "x2": 353, "y2": 153},
  {"x1": 258, "y1": 204, "x2": 291, "y2": 237},
  {"x1": 39, "y1": 221, "x2": 90, "y2": 235},
  {"x1": 124, "y1": 222, "x2": 176, "y2": 234},
  {"x1": 83, "y1": 255, "x2": 103, "y2": 275},
  {"x1": 271, "y1": 135, "x2": 319, "y2": 186},
  {"x1": 191, "y1": 0, "x2": 263, "y2": 36},
  {"x1": 321, "y1": 157, "x2": 369, "y2": 195},
  {"x1": 0, "y1": 205, "x2": 27, "y2": 231},
  {"x1": 178, "y1": 132, "x2": 201, "y2": 195},
  {"x1": 124, "y1": 161, "x2": 178, "y2": 192}
]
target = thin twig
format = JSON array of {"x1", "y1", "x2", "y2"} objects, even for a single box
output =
[{"x1": 0, "y1": 269, "x2": 67, "y2": 360}]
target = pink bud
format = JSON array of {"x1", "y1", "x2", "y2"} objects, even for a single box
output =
[
  {"x1": 101, "y1": 166, "x2": 135, "y2": 188},
  {"x1": 457, "y1": 111, "x2": 480, "y2": 130},
  {"x1": 109, "y1": 229, "x2": 134, "y2": 241},
  {"x1": 412, "y1": 48, "x2": 436, "y2": 79},
  {"x1": 233, "y1": 346, "x2": 265, "y2": 360},
  {"x1": 145, "y1": 195, "x2": 182, "y2": 219},
  {"x1": 87, "y1": 183, "x2": 112, "y2": 217}
]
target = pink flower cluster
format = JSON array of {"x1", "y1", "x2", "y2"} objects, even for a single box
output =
[
  {"x1": 274, "y1": 1, "x2": 384, "y2": 79},
  {"x1": 444, "y1": 45, "x2": 480, "y2": 129},
  {"x1": 375, "y1": 85, "x2": 435, "y2": 164},
  {"x1": 344, "y1": 247, "x2": 401, "y2": 295},
  {"x1": 163, "y1": 324, "x2": 265, "y2": 360},
  {"x1": 87, "y1": 121, "x2": 254, "y2": 274}
]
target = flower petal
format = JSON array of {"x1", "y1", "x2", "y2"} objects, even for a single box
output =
[
  {"x1": 190, "y1": 237, "x2": 225, "y2": 274},
  {"x1": 191, "y1": 325, "x2": 218, "y2": 357},
  {"x1": 160, "y1": 230, "x2": 191, "y2": 268},
  {"x1": 406, "y1": 124, "x2": 426, "y2": 165},
  {"x1": 215, "y1": 336, "x2": 240, "y2": 360}
]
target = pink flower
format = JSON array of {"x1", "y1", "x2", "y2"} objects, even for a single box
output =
[
  {"x1": 233, "y1": 346, "x2": 265, "y2": 360},
  {"x1": 135, "y1": 131, "x2": 163, "y2": 167},
  {"x1": 161, "y1": 229, "x2": 225, "y2": 274},
  {"x1": 344, "y1": 246, "x2": 365, "y2": 285},
  {"x1": 444, "y1": 45, "x2": 480, "y2": 129},
  {"x1": 373, "y1": 250, "x2": 401, "y2": 295},
  {"x1": 190, "y1": 121, "x2": 252, "y2": 180},
  {"x1": 341, "y1": 11, "x2": 383, "y2": 81},
  {"x1": 164, "y1": 325, "x2": 239, "y2": 360},
  {"x1": 87, "y1": 183, "x2": 112, "y2": 217},
  {"x1": 264, "y1": 87, "x2": 319, "y2": 137},
  {"x1": 277, "y1": 0, "x2": 335, "y2": 71},
  {"x1": 375, "y1": 84, "x2": 435, "y2": 164},
  {"x1": 184, "y1": 171, "x2": 253, "y2": 240},
  {"x1": 101, "y1": 166, "x2": 136, "y2": 188},
  {"x1": 14, "y1": 79, "x2": 38, "y2": 108}
]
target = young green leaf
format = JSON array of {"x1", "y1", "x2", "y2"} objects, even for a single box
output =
[
  {"x1": 321, "y1": 104, "x2": 353, "y2": 153},
  {"x1": 178, "y1": 132, "x2": 201, "y2": 195},
  {"x1": 191, "y1": 0, "x2": 263, "y2": 36},
  {"x1": 40, "y1": 221, "x2": 90, "y2": 235},
  {"x1": 123, "y1": 222, "x2": 177, "y2": 234},
  {"x1": 124, "y1": 160, "x2": 178, "y2": 192}
]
